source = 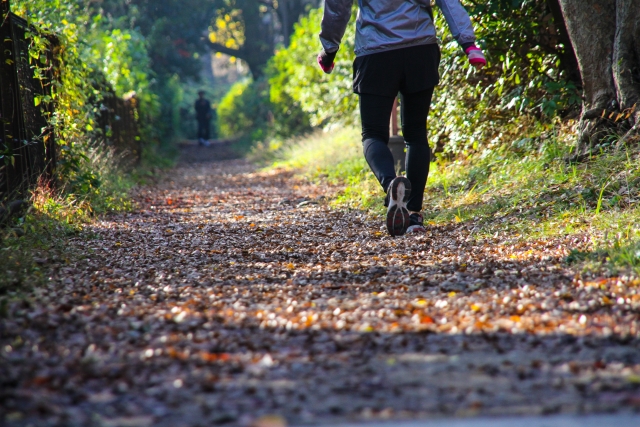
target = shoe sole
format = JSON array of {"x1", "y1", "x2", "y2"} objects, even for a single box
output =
[
  {"x1": 407, "y1": 224, "x2": 426, "y2": 233},
  {"x1": 386, "y1": 177, "x2": 411, "y2": 237}
]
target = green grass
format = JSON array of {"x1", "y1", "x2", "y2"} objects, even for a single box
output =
[
  {"x1": 255, "y1": 127, "x2": 382, "y2": 210},
  {"x1": 425, "y1": 134, "x2": 640, "y2": 274},
  {"x1": 265, "y1": 126, "x2": 640, "y2": 275}
]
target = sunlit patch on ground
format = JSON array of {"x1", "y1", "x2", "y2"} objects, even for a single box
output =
[{"x1": 1, "y1": 144, "x2": 639, "y2": 426}]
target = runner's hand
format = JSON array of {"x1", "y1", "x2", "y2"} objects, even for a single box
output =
[
  {"x1": 317, "y1": 50, "x2": 337, "y2": 74},
  {"x1": 465, "y1": 46, "x2": 486, "y2": 69}
]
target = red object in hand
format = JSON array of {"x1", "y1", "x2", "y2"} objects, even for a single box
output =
[
  {"x1": 465, "y1": 46, "x2": 486, "y2": 69},
  {"x1": 317, "y1": 50, "x2": 336, "y2": 74}
]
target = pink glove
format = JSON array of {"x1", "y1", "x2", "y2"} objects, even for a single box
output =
[
  {"x1": 317, "y1": 50, "x2": 336, "y2": 74},
  {"x1": 465, "y1": 46, "x2": 486, "y2": 69}
]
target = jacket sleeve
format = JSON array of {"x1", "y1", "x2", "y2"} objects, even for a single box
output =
[
  {"x1": 319, "y1": 0, "x2": 354, "y2": 53},
  {"x1": 434, "y1": 0, "x2": 477, "y2": 48}
]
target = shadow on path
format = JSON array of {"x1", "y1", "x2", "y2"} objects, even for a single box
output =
[
  {"x1": 1, "y1": 144, "x2": 639, "y2": 427},
  {"x1": 177, "y1": 139, "x2": 242, "y2": 164}
]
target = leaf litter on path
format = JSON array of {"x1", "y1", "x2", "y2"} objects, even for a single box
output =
[{"x1": 1, "y1": 144, "x2": 639, "y2": 426}]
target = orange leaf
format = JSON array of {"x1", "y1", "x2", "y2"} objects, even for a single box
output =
[{"x1": 421, "y1": 315, "x2": 435, "y2": 324}]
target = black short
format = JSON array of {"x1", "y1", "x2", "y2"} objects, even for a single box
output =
[{"x1": 353, "y1": 43, "x2": 441, "y2": 97}]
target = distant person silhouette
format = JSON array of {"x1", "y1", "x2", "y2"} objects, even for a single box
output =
[{"x1": 195, "y1": 91, "x2": 212, "y2": 147}]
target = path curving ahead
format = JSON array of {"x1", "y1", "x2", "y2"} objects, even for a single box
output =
[{"x1": 2, "y1": 142, "x2": 639, "y2": 426}]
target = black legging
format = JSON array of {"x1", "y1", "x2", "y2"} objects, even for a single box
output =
[
  {"x1": 197, "y1": 118, "x2": 210, "y2": 140},
  {"x1": 360, "y1": 87, "x2": 434, "y2": 213}
]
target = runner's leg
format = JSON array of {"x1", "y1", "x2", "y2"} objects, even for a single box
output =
[
  {"x1": 360, "y1": 93, "x2": 397, "y2": 192},
  {"x1": 401, "y1": 87, "x2": 434, "y2": 213}
]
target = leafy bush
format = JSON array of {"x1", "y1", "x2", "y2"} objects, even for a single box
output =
[
  {"x1": 217, "y1": 76, "x2": 312, "y2": 149},
  {"x1": 215, "y1": 7, "x2": 354, "y2": 151},
  {"x1": 268, "y1": 7, "x2": 358, "y2": 128},
  {"x1": 429, "y1": 0, "x2": 581, "y2": 155},
  {"x1": 217, "y1": 79, "x2": 272, "y2": 142}
]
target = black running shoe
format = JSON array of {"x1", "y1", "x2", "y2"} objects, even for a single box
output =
[
  {"x1": 407, "y1": 212, "x2": 426, "y2": 233},
  {"x1": 386, "y1": 177, "x2": 411, "y2": 237}
]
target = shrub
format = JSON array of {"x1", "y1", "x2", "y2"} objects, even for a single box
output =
[
  {"x1": 217, "y1": 79, "x2": 271, "y2": 141},
  {"x1": 11, "y1": 0, "x2": 158, "y2": 204},
  {"x1": 268, "y1": 7, "x2": 358, "y2": 128},
  {"x1": 217, "y1": 75, "x2": 312, "y2": 149}
]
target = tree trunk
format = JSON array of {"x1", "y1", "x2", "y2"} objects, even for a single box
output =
[
  {"x1": 276, "y1": 0, "x2": 318, "y2": 47},
  {"x1": 612, "y1": 0, "x2": 640, "y2": 130},
  {"x1": 208, "y1": 1, "x2": 274, "y2": 79},
  {"x1": 278, "y1": 0, "x2": 292, "y2": 46},
  {"x1": 558, "y1": 0, "x2": 640, "y2": 152}
]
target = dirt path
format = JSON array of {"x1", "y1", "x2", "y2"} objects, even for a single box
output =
[{"x1": 2, "y1": 142, "x2": 639, "y2": 426}]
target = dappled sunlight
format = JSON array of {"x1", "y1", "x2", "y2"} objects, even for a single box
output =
[
  {"x1": 424, "y1": 140, "x2": 640, "y2": 264},
  {"x1": 4, "y1": 143, "x2": 640, "y2": 426}
]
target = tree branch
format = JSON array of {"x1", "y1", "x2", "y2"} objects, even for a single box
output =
[{"x1": 208, "y1": 42, "x2": 246, "y2": 60}]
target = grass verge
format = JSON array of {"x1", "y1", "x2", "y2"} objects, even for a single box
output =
[{"x1": 264, "y1": 125, "x2": 640, "y2": 275}]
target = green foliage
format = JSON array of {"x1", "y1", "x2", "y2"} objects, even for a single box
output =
[
  {"x1": 86, "y1": 20, "x2": 153, "y2": 99},
  {"x1": 87, "y1": 0, "x2": 233, "y2": 145},
  {"x1": 268, "y1": 7, "x2": 358, "y2": 128},
  {"x1": 253, "y1": 1, "x2": 581, "y2": 156},
  {"x1": 12, "y1": 0, "x2": 159, "y2": 198},
  {"x1": 430, "y1": 0, "x2": 581, "y2": 155},
  {"x1": 422, "y1": 131, "x2": 640, "y2": 273},
  {"x1": 152, "y1": 74, "x2": 185, "y2": 145},
  {"x1": 90, "y1": 0, "x2": 216, "y2": 80},
  {"x1": 217, "y1": 79, "x2": 271, "y2": 142},
  {"x1": 215, "y1": 7, "x2": 355, "y2": 151},
  {"x1": 217, "y1": 76, "x2": 311, "y2": 150}
]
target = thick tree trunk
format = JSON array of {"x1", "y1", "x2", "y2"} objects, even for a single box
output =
[
  {"x1": 558, "y1": 0, "x2": 640, "y2": 152},
  {"x1": 279, "y1": 0, "x2": 292, "y2": 46},
  {"x1": 558, "y1": 0, "x2": 617, "y2": 116},
  {"x1": 612, "y1": 0, "x2": 640, "y2": 131}
]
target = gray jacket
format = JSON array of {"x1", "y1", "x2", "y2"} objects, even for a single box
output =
[{"x1": 320, "y1": 0, "x2": 476, "y2": 57}]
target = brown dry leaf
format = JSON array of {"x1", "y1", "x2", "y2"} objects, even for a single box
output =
[
  {"x1": 3, "y1": 142, "x2": 639, "y2": 427},
  {"x1": 253, "y1": 415, "x2": 287, "y2": 427}
]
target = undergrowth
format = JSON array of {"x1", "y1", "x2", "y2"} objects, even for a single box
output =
[{"x1": 265, "y1": 124, "x2": 640, "y2": 275}]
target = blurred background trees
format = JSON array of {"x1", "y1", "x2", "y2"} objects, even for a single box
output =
[
  {"x1": 207, "y1": 0, "x2": 320, "y2": 78},
  {"x1": 87, "y1": 0, "x2": 319, "y2": 143},
  {"x1": 81, "y1": 0, "x2": 608, "y2": 156}
]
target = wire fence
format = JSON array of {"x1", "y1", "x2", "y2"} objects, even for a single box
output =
[
  {"x1": 0, "y1": 0, "x2": 142, "y2": 205},
  {"x1": 96, "y1": 91, "x2": 142, "y2": 168},
  {"x1": 0, "y1": 4, "x2": 57, "y2": 204}
]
